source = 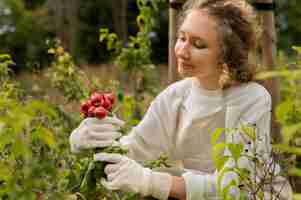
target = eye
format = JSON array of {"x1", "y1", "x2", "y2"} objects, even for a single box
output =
[
  {"x1": 177, "y1": 33, "x2": 186, "y2": 42},
  {"x1": 193, "y1": 40, "x2": 207, "y2": 49}
]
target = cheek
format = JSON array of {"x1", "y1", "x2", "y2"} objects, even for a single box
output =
[
  {"x1": 174, "y1": 41, "x2": 181, "y2": 55},
  {"x1": 192, "y1": 50, "x2": 220, "y2": 73},
  {"x1": 193, "y1": 50, "x2": 217, "y2": 65},
  {"x1": 190, "y1": 49, "x2": 209, "y2": 63}
]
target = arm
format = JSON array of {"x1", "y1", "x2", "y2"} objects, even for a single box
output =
[{"x1": 119, "y1": 83, "x2": 183, "y2": 163}]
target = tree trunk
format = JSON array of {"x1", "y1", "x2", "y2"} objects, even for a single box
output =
[
  {"x1": 67, "y1": 0, "x2": 80, "y2": 56},
  {"x1": 256, "y1": 0, "x2": 281, "y2": 143},
  {"x1": 120, "y1": 0, "x2": 128, "y2": 45},
  {"x1": 111, "y1": 0, "x2": 128, "y2": 46}
]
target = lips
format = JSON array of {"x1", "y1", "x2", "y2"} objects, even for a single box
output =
[{"x1": 178, "y1": 61, "x2": 193, "y2": 69}]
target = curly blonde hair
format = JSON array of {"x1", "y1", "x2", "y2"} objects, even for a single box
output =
[{"x1": 178, "y1": 0, "x2": 259, "y2": 88}]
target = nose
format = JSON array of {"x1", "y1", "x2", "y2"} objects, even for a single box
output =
[{"x1": 175, "y1": 40, "x2": 190, "y2": 60}]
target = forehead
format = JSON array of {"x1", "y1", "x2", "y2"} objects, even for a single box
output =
[{"x1": 179, "y1": 9, "x2": 219, "y2": 42}]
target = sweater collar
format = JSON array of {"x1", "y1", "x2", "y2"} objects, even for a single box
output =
[{"x1": 182, "y1": 78, "x2": 224, "y2": 120}]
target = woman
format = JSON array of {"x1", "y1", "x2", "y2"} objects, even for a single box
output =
[{"x1": 70, "y1": 0, "x2": 292, "y2": 199}]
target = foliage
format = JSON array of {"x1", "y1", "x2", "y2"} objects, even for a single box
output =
[
  {"x1": 1, "y1": 0, "x2": 301, "y2": 72},
  {"x1": 0, "y1": 0, "x2": 52, "y2": 72},
  {"x1": 74, "y1": 0, "x2": 113, "y2": 64},
  {"x1": 275, "y1": 0, "x2": 301, "y2": 54},
  {"x1": 0, "y1": 54, "x2": 20, "y2": 100},
  {"x1": 44, "y1": 3, "x2": 171, "y2": 196},
  {"x1": 256, "y1": 47, "x2": 301, "y2": 147},
  {"x1": 212, "y1": 125, "x2": 285, "y2": 200},
  {"x1": 99, "y1": 0, "x2": 166, "y2": 96},
  {"x1": 3, "y1": 0, "x2": 301, "y2": 198},
  {"x1": 0, "y1": 48, "x2": 165, "y2": 200},
  {"x1": 0, "y1": 54, "x2": 80, "y2": 199},
  {"x1": 46, "y1": 39, "x2": 147, "y2": 129},
  {"x1": 47, "y1": 40, "x2": 90, "y2": 102},
  {"x1": 261, "y1": 47, "x2": 301, "y2": 196}
]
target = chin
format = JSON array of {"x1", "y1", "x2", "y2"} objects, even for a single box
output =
[{"x1": 178, "y1": 68, "x2": 194, "y2": 78}]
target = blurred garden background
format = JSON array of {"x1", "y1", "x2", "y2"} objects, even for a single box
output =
[{"x1": 1, "y1": 0, "x2": 301, "y2": 199}]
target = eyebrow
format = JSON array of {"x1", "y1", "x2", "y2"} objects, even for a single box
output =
[{"x1": 178, "y1": 30, "x2": 206, "y2": 43}]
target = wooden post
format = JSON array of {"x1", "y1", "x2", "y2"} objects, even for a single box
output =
[
  {"x1": 168, "y1": 0, "x2": 186, "y2": 84},
  {"x1": 255, "y1": 0, "x2": 281, "y2": 142}
]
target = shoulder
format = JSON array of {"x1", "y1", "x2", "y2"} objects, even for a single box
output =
[
  {"x1": 225, "y1": 82, "x2": 271, "y2": 108},
  {"x1": 225, "y1": 82, "x2": 272, "y2": 124},
  {"x1": 158, "y1": 78, "x2": 193, "y2": 100},
  {"x1": 149, "y1": 78, "x2": 192, "y2": 111}
]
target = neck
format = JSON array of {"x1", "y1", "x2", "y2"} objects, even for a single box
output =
[{"x1": 194, "y1": 76, "x2": 221, "y2": 90}]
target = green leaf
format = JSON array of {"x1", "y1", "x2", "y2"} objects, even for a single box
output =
[
  {"x1": 47, "y1": 48, "x2": 55, "y2": 54},
  {"x1": 137, "y1": 0, "x2": 145, "y2": 9},
  {"x1": 282, "y1": 123, "x2": 301, "y2": 144},
  {"x1": 12, "y1": 137, "x2": 29, "y2": 158},
  {"x1": 32, "y1": 126, "x2": 56, "y2": 149},
  {"x1": 0, "y1": 127, "x2": 14, "y2": 151},
  {"x1": 240, "y1": 191, "x2": 249, "y2": 200},
  {"x1": 137, "y1": 15, "x2": 146, "y2": 29},
  {"x1": 211, "y1": 128, "x2": 225, "y2": 145},
  {"x1": 258, "y1": 191, "x2": 264, "y2": 200},
  {"x1": 255, "y1": 70, "x2": 301, "y2": 80},
  {"x1": 215, "y1": 156, "x2": 230, "y2": 171},
  {"x1": 228, "y1": 143, "x2": 244, "y2": 162},
  {"x1": 275, "y1": 100, "x2": 293, "y2": 124},
  {"x1": 25, "y1": 100, "x2": 57, "y2": 119},
  {"x1": 240, "y1": 125, "x2": 256, "y2": 141},
  {"x1": 217, "y1": 167, "x2": 235, "y2": 193},
  {"x1": 233, "y1": 168, "x2": 250, "y2": 182},
  {"x1": 222, "y1": 180, "x2": 238, "y2": 199},
  {"x1": 294, "y1": 194, "x2": 301, "y2": 200},
  {"x1": 213, "y1": 143, "x2": 229, "y2": 170},
  {"x1": 288, "y1": 167, "x2": 301, "y2": 177},
  {"x1": 272, "y1": 144, "x2": 301, "y2": 155},
  {"x1": 0, "y1": 54, "x2": 11, "y2": 61},
  {"x1": 0, "y1": 162, "x2": 13, "y2": 181},
  {"x1": 293, "y1": 46, "x2": 301, "y2": 55}
]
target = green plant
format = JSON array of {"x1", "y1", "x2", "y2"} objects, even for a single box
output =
[
  {"x1": 99, "y1": 0, "x2": 165, "y2": 121},
  {"x1": 258, "y1": 47, "x2": 301, "y2": 197},
  {"x1": 0, "y1": 54, "x2": 80, "y2": 199},
  {"x1": 99, "y1": 0, "x2": 165, "y2": 94},
  {"x1": 47, "y1": 40, "x2": 90, "y2": 102}
]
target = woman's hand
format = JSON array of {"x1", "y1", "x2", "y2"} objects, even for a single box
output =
[
  {"x1": 94, "y1": 152, "x2": 173, "y2": 200},
  {"x1": 69, "y1": 117, "x2": 124, "y2": 153}
]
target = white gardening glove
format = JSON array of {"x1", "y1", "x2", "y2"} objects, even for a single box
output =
[
  {"x1": 94, "y1": 152, "x2": 173, "y2": 200},
  {"x1": 69, "y1": 117, "x2": 124, "y2": 153}
]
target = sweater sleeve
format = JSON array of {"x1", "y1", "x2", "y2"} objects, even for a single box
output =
[
  {"x1": 119, "y1": 81, "x2": 186, "y2": 163},
  {"x1": 182, "y1": 85, "x2": 275, "y2": 200}
]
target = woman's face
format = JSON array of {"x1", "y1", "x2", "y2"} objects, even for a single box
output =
[{"x1": 175, "y1": 9, "x2": 222, "y2": 88}]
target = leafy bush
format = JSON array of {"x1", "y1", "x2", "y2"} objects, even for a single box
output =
[{"x1": 0, "y1": 0, "x2": 52, "y2": 72}]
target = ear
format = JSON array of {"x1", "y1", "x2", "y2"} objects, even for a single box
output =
[{"x1": 218, "y1": 63, "x2": 231, "y2": 89}]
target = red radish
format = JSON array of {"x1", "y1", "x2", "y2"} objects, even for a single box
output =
[
  {"x1": 80, "y1": 101, "x2": 91, "y2": 115},
  {"x1": 105, "y1": 93, "x2": 115, "y2": 104},
  {"x1": 80, "y1": 92, "x2": 116, "y2": 119},
  {"x1": 88, "y1": 106, "x2": 96, "y2": 117},
  {"x1": 102, "y1": 96, "x2": 112, "y2": 111},
  {"x1": 94, "y1": 106, "x2": 108, "y2": 119},
  {"x1": 90, "y1": 93, "x2": 103, "y2": 106}
]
